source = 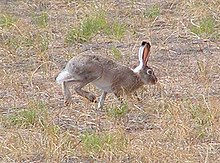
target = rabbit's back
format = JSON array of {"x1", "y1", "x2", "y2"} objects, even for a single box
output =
[
  {"x1": 65, "y1": 54, "x2": 119, "y2": 77},
  {"x1": 64, "y1": 54, "x2": 140, "y2": 93}
]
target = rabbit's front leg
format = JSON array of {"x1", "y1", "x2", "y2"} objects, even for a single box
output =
[
  {"x1": 114, "y1": 92, "x2": 124, "y2": 104},
  {"x1": 133, "y1": 91, "x2": 141, "y2": 101},
  {"x1": 98, "y1": 91, "x2": 107, "y2": 109},
  {"x1": 62, "y1": 81, "x2": 71, "y2": 106}
]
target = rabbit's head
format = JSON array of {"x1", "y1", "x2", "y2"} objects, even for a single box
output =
[
  {"x1": 139, "y1": 65, "x2": 157, "y2": 84},
  {"x1": 136, "y1": 42, "x2": 158, "y2": 85}
]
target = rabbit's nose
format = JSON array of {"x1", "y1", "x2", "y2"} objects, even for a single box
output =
[
  {"x1": 153, "y1": 76, "x2": 158, "y2": 84},
  {"x1": 155, "y1": 77, "x2": 158, "y2": 83}
]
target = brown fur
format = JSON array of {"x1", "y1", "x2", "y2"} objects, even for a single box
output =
[{"x1": 56, "y1": 42, "x2": 157, "y2": 108}]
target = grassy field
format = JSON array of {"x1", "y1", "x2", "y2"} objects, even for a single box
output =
[{"x1": 0, "y1": 0, "x2": 220, "y2": 162}]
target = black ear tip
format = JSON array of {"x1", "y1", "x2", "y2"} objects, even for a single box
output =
[
  {"x1": 141, "y1": 41, "x2": 147, "y2": 46},
  {"x1": 141, "y1": 41, "x2": 151, "y2": 46}
]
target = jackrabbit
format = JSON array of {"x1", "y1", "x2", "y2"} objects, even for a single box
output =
[{"x1": 56, "y1": 41, "x2": 157, "y2": 108}]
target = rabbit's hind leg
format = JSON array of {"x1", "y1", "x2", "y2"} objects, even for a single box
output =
[
  {"x1": 62, "y1": 79, "x2": 83, "y2": 106},
  {"x1": 62, "y1": 81, "x2": 72, "y2": 106},
  {"x1": 74, "y1": 81, "x2": 97, "y2": 103}
]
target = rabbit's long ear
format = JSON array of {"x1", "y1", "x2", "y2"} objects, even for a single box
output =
[
  {"x1": 142, "y1": 42, "x2": 151, "y2": 66},
  {"x1": 133, "y1": 41, "x2": 151, "y2": 73}
]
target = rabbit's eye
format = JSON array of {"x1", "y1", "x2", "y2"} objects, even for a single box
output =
[{"x1": 146, "y1": 69, "x2": 153, "y2": 75}]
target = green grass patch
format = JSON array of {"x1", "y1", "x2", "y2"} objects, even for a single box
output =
[
  {"x1": 65, "y1": 12, "x2": 107, "y2": 43},
  {"x1": 105, "y1": 20, "x2": 127, "y2": 41},
  {"x1": 32, "y1": 11, "x2": 49, "y2": 28},
  {"x1": 144, "y1": 5, "x2": 160, "y2": 19},
  {"x1": 0, "y1": 14, "x2": 17, "y2": 28},
  {"x1": 4, "y1": 35, "x2": 22, "y2": 50},
  {"x1": 3, "y1": 31, "x2": 51, "y2": 54},
  {"x1": 65, "y1": 11, "x2": 127, "y2": 44},
  {"x1": 188, "y1": 104, "x2": 213, "y2": 138},
  {"x1": 111, "y1": 46, "x2": 122, "y2": 60},
  {"x1": 81, "y1": 132, "x2": 127, "y2": 154},
  {"x1": 107, "y1": 103, "x2": 128, "y2": 119},
  {"x1": 190, "y1": 17, "x2": 219, "y2": 38},
  {"x1": 4, "y1": 100, "x2": 48, "y2": 128}
]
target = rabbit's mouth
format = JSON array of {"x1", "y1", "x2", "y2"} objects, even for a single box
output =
[
  {"x1": 142, "y1": 80, "x2": 155, "y2": 85},
  {"x1": 152, "y1": 76, "x2": 158, "y2": 84},
  {"x1": 144, "y1": 76, "x2": 158, "y2": 85}
]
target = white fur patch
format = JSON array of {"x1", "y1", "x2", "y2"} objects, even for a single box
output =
[
  {"x1": 132, "y1": 46, "x2": 144, "y2": 73},
  {"x1": 132, "y1": 64, "x2": 143, "y2": 73},
  {"x1": 56, "y1": 70, "x2": 70, "y2": 84}
]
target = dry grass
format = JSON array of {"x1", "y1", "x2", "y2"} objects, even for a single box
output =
[{"x1": 0, "y1": 0, "x2": 220, "y2": 162}]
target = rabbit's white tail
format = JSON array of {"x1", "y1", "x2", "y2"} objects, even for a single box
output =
[{"x1": 56, "y1": 70, "x2": 71, "y2": 84}]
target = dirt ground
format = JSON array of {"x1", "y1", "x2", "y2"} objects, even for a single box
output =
[{"x1": 0, "y1": 0, "x2": 220, "y2": 162}]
